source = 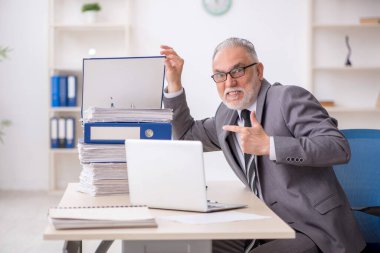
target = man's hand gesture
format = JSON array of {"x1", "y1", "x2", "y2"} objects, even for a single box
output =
[{"x1": 223, "y1": 111, "x2": 270, "y2": 156}]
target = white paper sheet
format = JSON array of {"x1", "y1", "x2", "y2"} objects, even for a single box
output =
[{"x1": 159, "y1": 211, "x2": 270, "y2": 225}]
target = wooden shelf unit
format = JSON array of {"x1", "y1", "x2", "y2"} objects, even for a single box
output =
[
  {"x1": 309, "y1": 0, "x2": 380, "y2": 128},
  {"x1": 48, "y1": 0, "x2": 130, "y2": 192}
]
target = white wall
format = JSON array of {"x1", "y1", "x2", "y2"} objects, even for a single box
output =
[
  {"x1": 129, "y1": 0, "x2": 309, "y2": 182},
  {"x1": 0, "y1": 0, "x2": 308, "y2": 190},
  {"x1": 0, "y1": 0, "x2": 49, "y2": 190}
]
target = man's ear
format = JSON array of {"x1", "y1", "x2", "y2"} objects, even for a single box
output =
[{"x1": 256, "y1": 62, "x2": 264, "y2": 80}]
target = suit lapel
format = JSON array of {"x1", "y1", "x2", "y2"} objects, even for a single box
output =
[{"x1": 255, "y1": 79, "x2": 271, "y2": 125}]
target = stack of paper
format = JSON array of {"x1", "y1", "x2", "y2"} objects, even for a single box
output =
[
  {"x1": 49, "y1": 205, "x2": 157, "y2": 230},
  {"x1": 83, "y1": 107, "x2": 173, "y2": 123},
  {"x1": 78, "y1": 141, "x2": 126, "y2": 163},
  {"x1": 78, "y1": 163, "x2": 129, "y2": 196}
]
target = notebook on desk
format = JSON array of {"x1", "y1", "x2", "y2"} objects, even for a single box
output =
[
  {"x1": 48, "y1": 205, "x2": 157, "y2": 230},
  {"x1": 125, "y1": 139, "x2": 247, "y2": 212}
]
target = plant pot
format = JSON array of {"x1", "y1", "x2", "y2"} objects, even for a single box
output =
[{"x1": 83, "y1": 11, "x2": 98, "y2": 24}]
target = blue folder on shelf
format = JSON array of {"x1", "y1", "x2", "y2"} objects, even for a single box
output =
[
  {"x1": 51, "y1": 76, "x2": 60, "y2": 107},
  {"x1": 67, "y1": 75, "x2": 77, "y2": 107},
  {"x1": 65, "y1": 117, "x2": 76, "y2": 148},
  {"x1": 84, "y1": 122, "x2": 172, "y2": 144},
  {"x1": 50, "y1": 117, "x2": 59, "y2": 148},
  {"x1": 58, "y1": 118, "x2": 66, "y2": 148},
  {"x1": 59, "y1": 76, "x2": 68, "y2": 107}
]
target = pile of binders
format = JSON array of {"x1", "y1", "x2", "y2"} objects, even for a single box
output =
[
  {"x1": 77, "y1": 107, "x2": 173, "y2": 196},
  {"x1": 77, "y1": 56, "x2": 172, "y2": 196}
]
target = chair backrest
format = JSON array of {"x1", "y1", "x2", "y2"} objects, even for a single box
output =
[{"x1": 333, "y1": 129, "x2": 380, "y2": 244}]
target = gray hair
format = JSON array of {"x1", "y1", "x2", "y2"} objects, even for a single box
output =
[{"x1": 212, "y1": 37, "x2": 258, "y2": 62}]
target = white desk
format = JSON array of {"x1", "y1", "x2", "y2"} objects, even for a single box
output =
[{"x1": 44, "y1": 181, "x2": 294, "y2": 252}]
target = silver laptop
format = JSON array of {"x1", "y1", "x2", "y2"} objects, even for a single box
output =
[{"x1": 125, "y1": 139, "x2": 247, "y2": 212}]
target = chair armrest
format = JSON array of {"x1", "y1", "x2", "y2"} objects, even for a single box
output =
[{"x1": 352, "y1": 206, "x2": 380, "y2": 217}]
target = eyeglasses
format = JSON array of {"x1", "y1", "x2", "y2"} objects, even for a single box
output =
[{"x1": 211, "y1": 63, "x2": 258, "y2": 83}]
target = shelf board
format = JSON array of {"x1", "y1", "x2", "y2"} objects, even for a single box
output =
[
  {"x1": 324, "y1": 107, "x2": 380, "y2": 113},
  {"x1": 50, "y1": 149, "x2": 78, "y2": 154},
  {"x1": 313, "y1": 67, "x2": 380, "y2": 71},
  {"x1": 52, "y1": 23, "x2": 127, "y2": 31},
  {"x1": 313, "y1": 24, "x2": 380, "y2": 29},
  {"x1": 50, "y1": 67, "x2": 82, "y2": 72},
  {"x1": 50, "y1": 107, "x2": 81, "y2": 112}
]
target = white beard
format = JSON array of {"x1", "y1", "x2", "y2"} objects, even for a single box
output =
[{"x1": 222, "y1": 87, "x2": 255, "y2": 110}]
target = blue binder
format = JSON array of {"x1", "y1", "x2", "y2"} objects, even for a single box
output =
[
  {"x1": 50, "y1": 117, "x2": 59, "y2": 148},
  {"x1": 51, "y1": 76, "x2": 60, "y2": 107},
  {"x1": 84, "y1": 122, "x2": 172, "y2": 144},
  {"x1": 58, "y1": 118, "x2": 66, "y2": 148},
  {"x1": 59, "y1": 76, "x2": 68, "y2": 107},
  {"x1": 67, "y1": 75, "x2": 77, "y2": 107},
  {"x1": 65, "y1": 117, "x2": 75, "y2": 148}
]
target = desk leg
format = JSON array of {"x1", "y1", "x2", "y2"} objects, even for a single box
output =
[
  {"x1": 63, "y1": 240, "x2": 82, "y2": 253},
  {"x1": 95, "y1": 240, "x2": 114, "y2": 253}
]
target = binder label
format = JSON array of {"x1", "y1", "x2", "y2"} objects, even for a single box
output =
[{"x1": 91, "y1": 127, "x2": 140, "y2": 140}]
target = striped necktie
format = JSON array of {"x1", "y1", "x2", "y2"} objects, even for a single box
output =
[
  {"x1": 241, "y1": 109, "x2": 260, "y2": 252},
  {"x1": 241, "y1": 109, "x2": 258, "y2": 195}
]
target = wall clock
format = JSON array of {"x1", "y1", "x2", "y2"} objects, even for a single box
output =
[{"x1": 202, "y1": 0, "x2": 232, "y2": 16}]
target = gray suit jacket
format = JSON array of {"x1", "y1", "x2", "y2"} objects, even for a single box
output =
[{"x1": 163, "y1": 79, "x2": 366, "y2": 253}]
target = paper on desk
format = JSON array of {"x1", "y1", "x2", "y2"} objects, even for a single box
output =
[{"x1": 159, "y1": 211, "x2": 270, "y2": 225}]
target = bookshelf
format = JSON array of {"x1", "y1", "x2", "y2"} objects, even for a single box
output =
[
  {"x1": 309, "y1": 0, "x2": 380, "y2": 129},
  {"x1": 48, "y1": 0, "x2": 130, "y2": 192}
]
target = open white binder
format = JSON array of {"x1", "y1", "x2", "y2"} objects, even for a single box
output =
[{"x1": 82, "y1": 56, "x2": 166, "y2": 117}]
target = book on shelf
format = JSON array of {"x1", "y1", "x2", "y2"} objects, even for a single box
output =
[
  {"x1": 319, "y1": 100, "x2": 335, "y2": 107},
  {"x1": 360, "y1": 17, "x2": 380, "y2": 24},
  {"x1": 48, "y1": 205, "x2": 157, "y2": 230}
]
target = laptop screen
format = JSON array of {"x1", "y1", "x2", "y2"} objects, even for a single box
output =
[{"x1": 125, "y1": 139, "x2": 209, "y2": 212}]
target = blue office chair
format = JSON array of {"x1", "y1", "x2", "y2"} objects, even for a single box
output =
[{"x1": 333, "y1": 129, "x2": 380, "y2": 252}]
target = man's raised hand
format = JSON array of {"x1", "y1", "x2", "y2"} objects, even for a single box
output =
[{"x1": 160, "y1": 45, "x2": 184, "y2": 93}]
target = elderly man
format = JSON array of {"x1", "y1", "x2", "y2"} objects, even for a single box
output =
[{"x1": 160, "y1": 38, "x2": 365, "y2": 253}]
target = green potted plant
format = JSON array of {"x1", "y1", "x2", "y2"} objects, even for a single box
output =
[
  {"x1": 0, "y1": 120, "x2": 11, "y2": 143},
  {"x1": 0, "y1": 46, "x2": 12, "y2": 62},
  {"x1": 0, "y1": 46, "x2": 12, "y2": 143},
  {"x1": 81, "y1": 3, "x2": 101, "y2": 24}
]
